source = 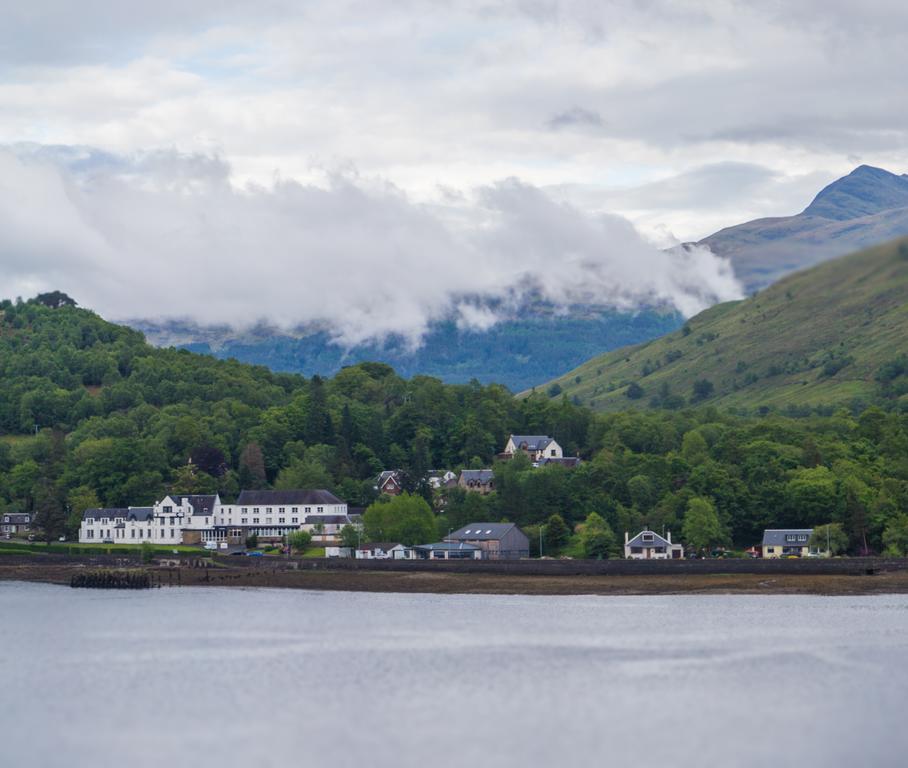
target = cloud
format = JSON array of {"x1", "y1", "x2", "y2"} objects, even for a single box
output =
[
  {"x1": 0, "y1": 147, "x2": 741, "y2": 345},
  {"x1": 546, "y1": 107, "x2": 604, "y2": 131}
]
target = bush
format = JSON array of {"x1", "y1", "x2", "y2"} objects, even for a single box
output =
[
  {"x1": 626, "y1": 382, "x2": 644, "y2": 400},
  {"x1": 691, "y1": 379, "x2": 714, "y2": 402},
  {"x1": 287, "y1": 530, "x2": 312, "y2": 554},
  {"x1": 245, "y1": 534, "x2": 258, "y2": 549},
  {"x1": 140, "y1": 541, "x2": 154, "y2": 563}
]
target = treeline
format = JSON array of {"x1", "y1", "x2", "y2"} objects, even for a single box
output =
[
  {"x1": 2, "y1": 296, "x2": 908, "y2": 556},
  {"x1": 0, "y1": 297, "x2": 589, "y2": 537}
]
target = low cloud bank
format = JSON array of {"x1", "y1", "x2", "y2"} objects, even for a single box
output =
[{"x1": 0, "y1": 146, "x2": 742, "y2": 346}]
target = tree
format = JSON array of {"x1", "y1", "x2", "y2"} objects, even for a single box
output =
[
  {"x1": 883, "y1": 515, "x2": 908, "y2": 556},
  {"x1": 66, "y1": 485, "x2": 100, "y2": 537},
  {"x1": 626, "y1": 382, "x2": 644, "y2": 400},
  {"x1": 238, "y1": 443, "x2": 267, "y2": 489},
  {"x1": 682, "y1": 497, "x2": 727, "y2": 553},
  {"x1": 288, "y1": 530, "x2": 312, "y2": 554},
  {"x1": 681, "y1": 430, "x2": 709, "y2": 465},
  {"x1": 362, "y1": 493, "x2": 436, "y2": 546},
  {"x1": 339, "y1": 524, "x2": 360, "y2": 549},
  {"x1": 809, "y1": 523, "x2": 848, "y2": 556},
  {"x1": 245, "y1": 533, "x2": 259, "y2": 549},
  {"x1": 543, "y1": 514, "x2": 570, "y2": 556},
  {"x1": 576, "y1": 512, "x2": 618, "y2": 559},
  {"x1": 34, "y1": 290, "x2": 77, "y2": 309},
  {"x1": 33, "y1": 480, "x2": 66, "y2": 543},
  {"x1": 691, "y1": 379, "x2": 714, "y2": 402}
]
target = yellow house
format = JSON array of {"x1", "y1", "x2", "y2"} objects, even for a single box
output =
[{"x1": 762, "y1": 529, "x2": 818, "y2": 558}]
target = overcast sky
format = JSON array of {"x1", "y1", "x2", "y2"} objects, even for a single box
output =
[{"x1": 1, "y1": 1, "x2": 906, "y2": 340}]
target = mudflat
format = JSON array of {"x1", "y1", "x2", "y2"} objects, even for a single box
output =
[{"x1": 4, "y1": 561, "x2": 908, "y2": 595}]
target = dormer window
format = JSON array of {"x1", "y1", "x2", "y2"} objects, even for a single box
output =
[{"x1": 642, "y1": 533, "x2": 654, "y2": 543}]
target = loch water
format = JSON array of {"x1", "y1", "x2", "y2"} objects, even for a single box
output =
[{"x1": 2, "y1": 582, "x2": 907, "y2": 768}]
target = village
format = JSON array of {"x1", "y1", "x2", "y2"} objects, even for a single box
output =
[{"x1": 18, "y1": 434, "x2": 832, "y2": 562}]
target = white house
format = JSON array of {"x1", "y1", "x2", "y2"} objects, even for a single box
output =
[
  {"x1": 79, "y1": 488, "x2": 355, "y2": 546},
  {"x1": 355, "y1": 542, "x2": 416, "y2": 560},
  {"x1": 80, "y1": 507, "x2": 154, "y2": 543},
  {"x1": 503, "y1": 435, "x2": 563, "y2": 461},
  {"x1": 624, "y1": 530, "x2": 684, "y2": 560}
]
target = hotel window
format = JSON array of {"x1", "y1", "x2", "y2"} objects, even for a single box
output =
[
  {"x1": 292, "y1": 507, "x2": 298, "y2": 513},
  {"x1": 131, "y1": 530, "x2": 135, "y2": 539},
  {"x1": 254, "y1": 508, "x2": 260, "y2": 514},
  {"x1": 317, "y1": 507, "x2": 324, "y2": 513},
  {"x1": 170, "y1": 529, "x2": 175, "y2": 538},
  {"x1": 253, "y1": 518, "x2": 260, "y2": 524},
  {"x1": 292, "y1": 517, "x2": 298, "y2": 523},
  {"x1": 279, "y1": 517, "x2": 285, "y2": 524},
  {"x1": 163, "y1": 506, "x2": 172, "y2": 513},
  {"x1": 266, "y1": 518, "x2": 272, "y2": 524},
  {"x1": 550, "y1": 449, "x2": 556, "y2": 456},
  {"x1": 279, "y1": 507, "x2": 285, "y2": 514},
  {"x1": 305, "y1": 507, "x2": 311, "y2": 513},
  {"x1": 241, "y1": 518, "x2": 248, "y2": 524}
]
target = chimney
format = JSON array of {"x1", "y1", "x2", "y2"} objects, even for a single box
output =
[
  {"x1": 624, "y1": 531, "x2": 629, "y2": 545},
  {"x1": 667, "y1": 530, "x2": 672, "y2": 544}
]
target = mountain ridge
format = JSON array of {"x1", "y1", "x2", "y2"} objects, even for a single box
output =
[{"x1": 534, "y1": 236, "x2": 908, "y2": 413}]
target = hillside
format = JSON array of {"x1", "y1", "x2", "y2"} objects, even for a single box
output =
[
  {"x1": 701, "y1": 165, "x2": 908, "y2": 291},
  {"x1": 132, "y1": 306, "x2": 683, "y2": 392},
  {"x1": 537, "y1": 237, "x2": 908, "y2": 413}
]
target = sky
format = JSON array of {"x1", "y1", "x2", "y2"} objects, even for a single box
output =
[{"x1": 1, "y1": 0, "x2": 906, "y2": 343}]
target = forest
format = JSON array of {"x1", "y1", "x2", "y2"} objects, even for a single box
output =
[{"x1": 2, "y1": 294, "x2": 908, "y2": 556}]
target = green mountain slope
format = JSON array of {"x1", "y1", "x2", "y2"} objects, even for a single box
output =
[{"x1": 537, "y1": 237, "x2": 908, "y2": 413}]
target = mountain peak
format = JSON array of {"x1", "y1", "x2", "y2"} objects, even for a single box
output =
[{"x1": 803, "y1": 164, "x2": 908, "y2": 221}]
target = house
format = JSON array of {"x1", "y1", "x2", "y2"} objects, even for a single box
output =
[
  {"x1": 762, "y1": 529, "x2": 819, "y2": 558},
  {"x1": 536, "y1": 457, "x2": 582, "y2": 469},
  {"x1": 458, "y1": 469, "x2": 495, "y2": 494},
  {"x1": 1, "y1": 512, "x2": 32, "y2": 537},
  {"x1": 355, "y1": 542, "x2": 415, "y2": 560},
  {"x1": 376, "y1": 470, "x2": 404, "y2": 496},
  {"x1": 624, "y1": 530, "x2": 684, "y2": 560},
  {"x1": 325, "y1": 545, "x2": 353, "y2": 558},
  {"x1": 426, "y1": 470, "x2": 457, "y2": 490},
  {"x1": 502, "y1": 435, "x2": 563, "y2": 462},
  {"x1": 79, "y1": 488, "x2": 354, "y2": 547},
  {"x1": 413, "y1": 541, "x2": 482, "y2": 560},
  {"x1": 448, "y1": 523, "x2": 530, "y2": 560}
]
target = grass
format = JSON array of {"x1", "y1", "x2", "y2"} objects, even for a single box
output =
[
  {"x1": 0, "y1": 541, "x2": 207, "y2": 557},
  {"x1": 302, "y1": 547, "x2": 326, "y2": 558},
  {"x1": 534, "y1": 237, "x2": 908, "y2": 412}
]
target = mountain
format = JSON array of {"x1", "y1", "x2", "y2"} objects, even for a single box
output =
[
  {"x1": 701, "y1": 165, "x2": 908, "y2": 291},
  {"x1": 132, "y1": 306, "x2": 683, "y2": 392},
  {"x1": 536, "y1": 237, "x2": 908, "y2": 413},
  {"x1": 131, "y1": 166, "x2": 908, "y2": 388}
]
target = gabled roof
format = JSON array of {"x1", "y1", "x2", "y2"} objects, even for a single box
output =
[
  {"x1": 460, "y1": 469, "x2": 494, "y2": 483},
  {"x1": 304, "y1": 515, "x2": 350, "y2": 525},
  {"x1": 626, "y1": 530, "x2": 672, "y2": 548},
  {"x1": 450, "y1": 523, "x2": 519, "y2": 541},
  {"x1": 376, "y1": 470, "x2": 400, "y2": 487},
  {"x1": 163, "y1": 494, "x2": 218, "y2": 515},
  {"x1": 536, "y1": 457, "x2": 581, "y2": 468},
  {"x1": 762, "y1": 529, "x2": 814, "y2": 546},
  {"x1": 127, "y1": 507, "x2": 153, "y2": 522},
  {"x1": 83, "y1": 507, "x2": 130, "y2": 521},
  {"x1": 1, "y1": 513, "x2": 31, "y2": 524},
  {"x1": 508, "y1": 435, "x2": 555, "y2": 451},
  {"x1": 236, "y1": 489, "x2": 344, "y2": 506}
]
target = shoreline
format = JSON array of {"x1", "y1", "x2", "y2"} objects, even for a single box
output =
[{"x1": 4, "y1": 562, "x2": 908, "y2": 596}]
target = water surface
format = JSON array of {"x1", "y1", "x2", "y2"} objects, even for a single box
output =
[{"x1": 2, "y1": 582, "x2": 907, "y2": 767}]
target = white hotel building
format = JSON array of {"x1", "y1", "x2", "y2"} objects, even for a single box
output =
[{"x1": 79, "y1": 489, "x2": 355, "y2": 546}]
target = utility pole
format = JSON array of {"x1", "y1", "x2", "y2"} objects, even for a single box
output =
[{"x1": 539, "y1": 527, "x2": 543, "y2": 558}]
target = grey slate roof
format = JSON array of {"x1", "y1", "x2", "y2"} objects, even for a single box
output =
[
  {"x1": 460, "y1": 469, "x2": 494, "y2": 483},
  {"x1": 304, "y1": 515, "x2": 350, "y2": 525},
  {"x1": 414, "y1": 541, "x2": 480, "y2": 552},
  {"x1": 626, "y1": 530, "x2": 672, "y2": 548},
  {"x1": 236, "y1": 489, "x2": 344, "y2": 506},
  {"x1": 450, "y1": 523, "x2": 518, "y2": 541},
  {"x1": 82, "y1": 507, "x2": 130, "y2": 521},
  {"x1": 2, "y1": 513, "x2": 31, "y2": 524},
  {"x1": 127, "y1": 507, "x2": 154, "y2": 522},
  {"x1": 762, "y1": 529, "x2": 814, "y2": 547},
  {"x1": 509, "y1": 435, "x2": 554, "y2": 451},
  {"x1": 165, "y1": 494, "x2": 218, "y2": 516}
]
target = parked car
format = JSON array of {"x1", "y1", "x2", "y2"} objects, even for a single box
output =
[{"x1": 246, "y1": 551, "x2": 264, "y2": 557}]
